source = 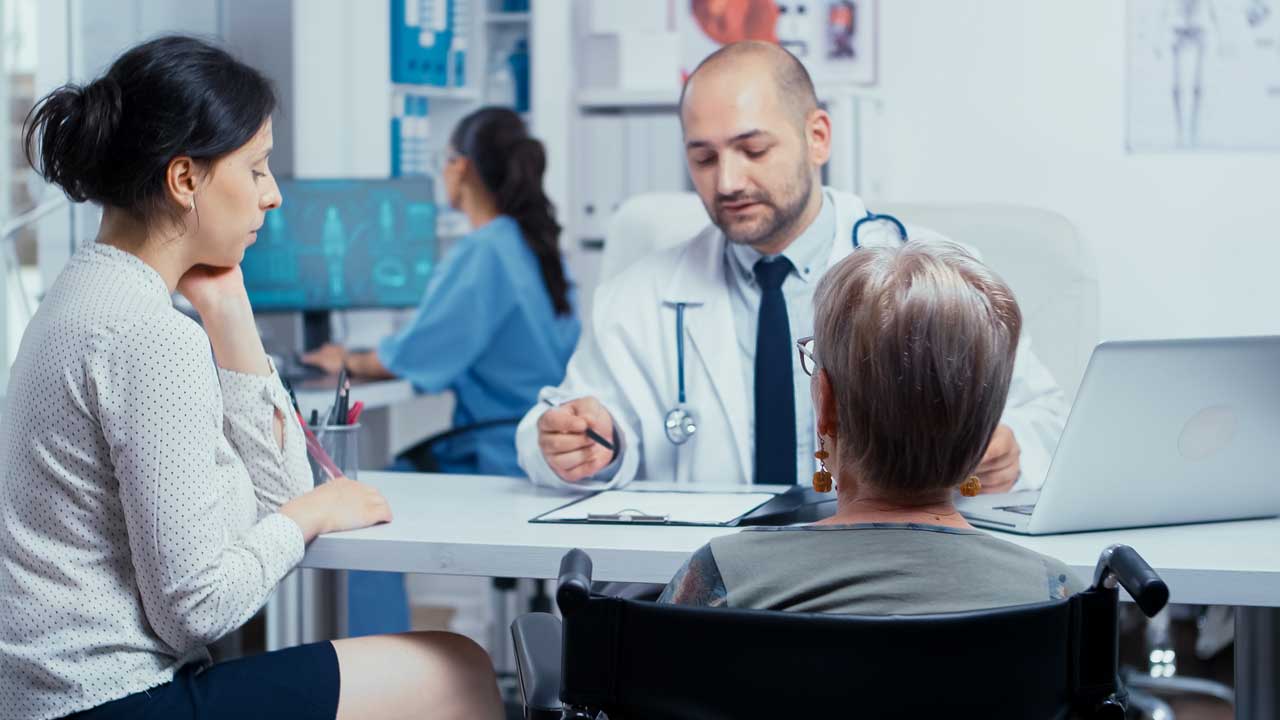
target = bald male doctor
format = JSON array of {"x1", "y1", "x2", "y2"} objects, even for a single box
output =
[{"x1": 516, "y1": 42, "x2": 1067, "y2": 494}]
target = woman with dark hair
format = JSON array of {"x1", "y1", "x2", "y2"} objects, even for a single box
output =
[
  {"x1": 305, "y1": 106, "x2": 580, "y2": 477},
  {"x1": 0, "y1": 36, "x2": 503, "y2": 720}
]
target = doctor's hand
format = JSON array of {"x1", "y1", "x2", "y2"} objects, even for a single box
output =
[
  {"x1": 975, "y1": 424, "x2": 1021, "y2": 494},
  {"x1": 537, "y1": 397, "x2": 617, "y2": 483}
]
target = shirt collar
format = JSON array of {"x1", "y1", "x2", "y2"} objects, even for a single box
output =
[
  {"x1": 726, "y1": 192, "x2": 834, "y2": 286},
  {"x1": 85, "y1": 242, "x2": 173, "y2": 302}
]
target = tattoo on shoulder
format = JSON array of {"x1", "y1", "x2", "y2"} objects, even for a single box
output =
[{"x1": 659, "y1": 545, "x2": 728, "y2": 608}]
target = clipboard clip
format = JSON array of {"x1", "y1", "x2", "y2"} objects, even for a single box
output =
[{"x1": 586, "y1": 508, "x2": 670, "y2": 523}]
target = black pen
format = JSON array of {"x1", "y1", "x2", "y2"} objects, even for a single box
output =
[
  {"x1": 338, "y1": 377, "x2": 351, "y2": 426},
  {"x1": 326, "y1": 368, "x2": 348, "y2": 427},
  {"x1": 542, "y1": 397, "x2": 615, "y2": 452}
]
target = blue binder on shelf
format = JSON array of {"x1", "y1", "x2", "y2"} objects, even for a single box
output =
[{"x1": 391, "y1": 0, "x2": 454, "y2": 86}]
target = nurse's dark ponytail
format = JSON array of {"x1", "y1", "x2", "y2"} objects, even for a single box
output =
[{"x1": 451, "y1": 107, "x2": 571, "y2": 316}]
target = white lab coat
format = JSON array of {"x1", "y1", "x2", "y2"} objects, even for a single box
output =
[{"x1": 516, "y1": 189, "x2": 1069, "y2": 492}]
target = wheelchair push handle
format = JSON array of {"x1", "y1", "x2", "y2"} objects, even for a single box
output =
[
  {"x1": 1092, "y1": 544, "x2": 1169, "y2": 618},
  {"x1": 556, "y1": 548, "x2": 594, "y2": 614}
]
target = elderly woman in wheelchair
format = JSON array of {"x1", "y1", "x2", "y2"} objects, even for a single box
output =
[
  {"x1": 659, "y1": 241, "x2": 1083, "y2": 613},
  {"x1": 511, "y1": 242, "x2": 1169, "y2": 719}
]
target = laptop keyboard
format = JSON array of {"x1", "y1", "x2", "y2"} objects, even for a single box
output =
[{"x1": 993, "y1": 504, "x2": 1037, "y2": 516}]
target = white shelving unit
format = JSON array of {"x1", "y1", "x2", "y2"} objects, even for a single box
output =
[
  {"x1": 576, "y1": 88, "x2": 679, "y2": 110},
  {"x1": 392, "y1": 83, "x2": 481, "y2": 101}
]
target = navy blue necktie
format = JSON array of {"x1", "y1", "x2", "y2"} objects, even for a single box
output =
[{"x1": 753, "y1": 257, "x2": 797, "y2": 485}]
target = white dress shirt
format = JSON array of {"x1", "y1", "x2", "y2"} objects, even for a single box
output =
[{"x1": 0, "y1": 243, "x2": 312, "y2": 720}]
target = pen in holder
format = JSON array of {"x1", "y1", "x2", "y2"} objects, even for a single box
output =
[{"x1": 306, "y1": 423, "x2": 361, "y2": 485}]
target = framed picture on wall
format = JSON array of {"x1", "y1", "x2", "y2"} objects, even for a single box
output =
[
  {"x1": 1126, "y1": 0, "x2": 1280, "y2": 152},
  {"x1": 678, "y1": 0, "x2": 879, "y2": 87}
]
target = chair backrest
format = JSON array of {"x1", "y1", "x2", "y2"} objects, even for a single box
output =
[
  {"x1": 877, "y1": 202, "x2": 1098, "y2": 400},
  {"x1": 558, "y1": 592, "x2": 1115, "y2": 719},
  {"x1": 600, "y1": 192, "x2": 709, "y2": 284},
  {"x1": 602, "y1": 193, "x2": 1098, "y2": 400}
]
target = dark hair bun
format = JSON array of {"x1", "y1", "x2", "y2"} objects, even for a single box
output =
[
  {"x1": 79, "y1": 77, "x2": 124, "y2": 150},
  {"x1": 23, "y1": 35, "x2": 275, "y2": 224},
  {"x1": 25, "y1": 77, "x2": 122, "y2": 204}
]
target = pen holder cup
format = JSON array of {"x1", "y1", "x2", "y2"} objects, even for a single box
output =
[{"x1": 307, "y1": 423, "x2": 361, "y2": 485}]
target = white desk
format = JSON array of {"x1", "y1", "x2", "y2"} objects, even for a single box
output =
[
  {"x1": 279, "y1": 472, "x2": 1279, "y2": 718},
  {"x1": 300, "y1": 472, "x2": 1280, "y2": 606}
]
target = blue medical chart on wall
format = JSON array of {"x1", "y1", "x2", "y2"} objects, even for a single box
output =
[{"x1": 242, "y1": 178, "x2": 438, "y2": 312}]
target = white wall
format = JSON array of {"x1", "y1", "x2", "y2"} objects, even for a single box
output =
[
  {"x1": 863, "y1": 0, "x2": 1280, "y2": 341},
  {"x1": 291, "y1": 0, "x2": 391, "y2": 178}
]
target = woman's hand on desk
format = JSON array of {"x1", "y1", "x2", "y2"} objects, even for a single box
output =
[
  {"x1": 537, "y1": 397, "x2": 617, "y2": 483},
  {"x1": 280, "y1": 476, "x2": 393, "y2": 543}
]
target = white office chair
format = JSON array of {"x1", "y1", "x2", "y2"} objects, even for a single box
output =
[
  {"x1": 602, "y1": 193, "x2": 1099, "y2": 400},
  {"x1": 878, "y1": 202, "x2": 1098, "y2": 401}
]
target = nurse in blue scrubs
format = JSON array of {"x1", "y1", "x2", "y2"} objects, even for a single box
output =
[
  {"x1": 305, "y1": 107, "x2": 580, "y2": 476},
  {"x1": 303, "y1": 107, "x2": 580, "y2": 635}
]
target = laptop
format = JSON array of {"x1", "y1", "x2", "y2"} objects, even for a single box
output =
[{"x1": 958, "y1": 336, "x2": 1280, "y2": 535}]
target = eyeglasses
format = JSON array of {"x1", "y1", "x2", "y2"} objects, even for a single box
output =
[{"x1": 796, "y1": 335, "x2": 817, "y2": 376}]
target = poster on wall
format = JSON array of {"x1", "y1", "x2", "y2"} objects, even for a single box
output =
[
  {"x1": 677, "y1": 0, "x2": 878, "y2": 87},
  {"x1": 1127, "y1": 0, "x2": 1280, "y2": 151}
]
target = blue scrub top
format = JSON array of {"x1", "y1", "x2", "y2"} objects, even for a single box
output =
[{"x1": 377, "y1": 215, "x2": 580, "y2": 476}]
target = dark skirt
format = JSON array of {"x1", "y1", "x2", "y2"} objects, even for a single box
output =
[{"x1": 67, "y1": 641, "x2": 340, "y2": 720}]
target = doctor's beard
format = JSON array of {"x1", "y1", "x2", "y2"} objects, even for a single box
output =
[{"x1": 714, "y1": 162, "x2": 814, "y2": 249}]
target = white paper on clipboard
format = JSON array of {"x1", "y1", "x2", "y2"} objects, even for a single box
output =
[{"x1": 538, "y1": 490, "x2": 777, "y2": 525}]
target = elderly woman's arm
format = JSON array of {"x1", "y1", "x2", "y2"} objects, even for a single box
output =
[{"x1": 658, "y1": 545, "x2": 729, "y2": 607}]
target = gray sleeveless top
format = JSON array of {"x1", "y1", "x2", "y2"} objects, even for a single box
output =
[{"x1": 659, "y1": 523, "x2": 1082, "y2": 613}]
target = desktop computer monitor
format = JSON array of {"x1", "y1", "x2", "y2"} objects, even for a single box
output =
[{"x1": 241, "y1": 177, "x2": 437, "y2": 312}]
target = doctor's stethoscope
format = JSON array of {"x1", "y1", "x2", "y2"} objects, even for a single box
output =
[{"x1": 662, "y1": 210, "x2": 909, "y2": 446}]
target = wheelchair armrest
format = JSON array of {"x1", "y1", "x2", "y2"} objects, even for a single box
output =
[
  {"x1": 1092, "y1": 544, "x2": 1169, "y2": 618},
  {"x1": 556, "y1": 549, "x2": 593, "y2": 615},
  {"x1": 511, "y1": 612, "x2": 563, "y2": 718}
]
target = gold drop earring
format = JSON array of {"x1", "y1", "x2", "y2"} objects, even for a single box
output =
[
  {"x1": 813, "y1": 436, "x2": 833, "y2": 493},
  {"x1": 959, "y1": 475, "x2": 982, "y2": 497}
]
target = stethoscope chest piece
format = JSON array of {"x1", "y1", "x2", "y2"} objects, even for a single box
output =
[
  {"x1": 664, "y1": 301, "x2": 698, "y2": 446},
  {"x1": 664, "y1": 405, "x2": 697, "y2": 445}
]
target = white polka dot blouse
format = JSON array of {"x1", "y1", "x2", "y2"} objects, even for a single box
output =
[{"x1": 0, "y1": 242, "x2": 313, "y2": 720}]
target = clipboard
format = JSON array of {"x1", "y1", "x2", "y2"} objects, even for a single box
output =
[{"x1": 530, "y1": 489, "x2": 780, "y2": 527}]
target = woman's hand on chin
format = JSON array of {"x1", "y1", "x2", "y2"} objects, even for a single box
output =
[
  {"x1": 177, "y1": 263, "x2": 250, "y2": 319},
  {"x1": 179, "y1": 264, "x2": 270, "y2": 375}
]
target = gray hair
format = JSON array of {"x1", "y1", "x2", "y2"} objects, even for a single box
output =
[{"x1": 812, "y1": 240, "x2": 1022, "y2": 497}]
